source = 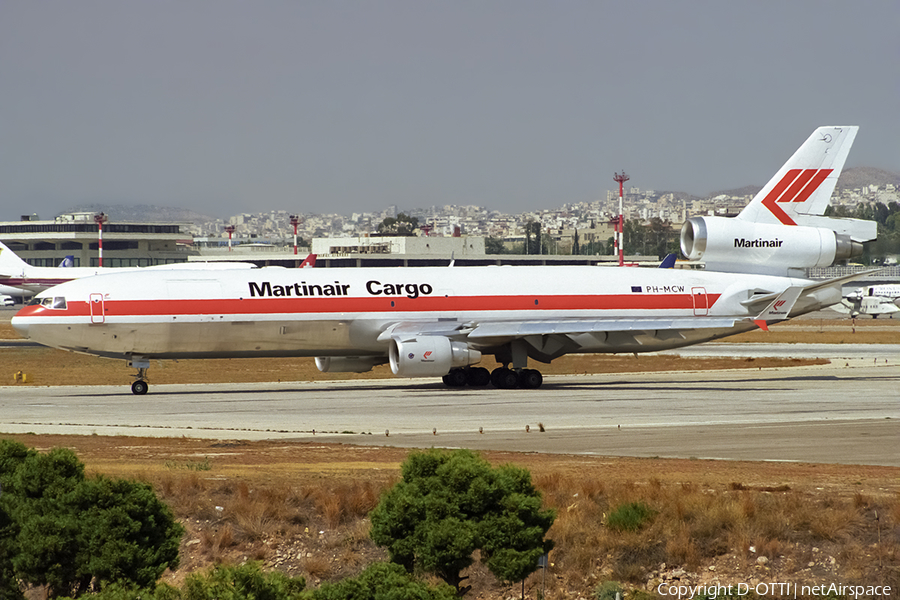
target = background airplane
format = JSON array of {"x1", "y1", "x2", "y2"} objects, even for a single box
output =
[
  {"x1": 13, "y1": 127, "x2": 876, "y2": 394},
  {"x1": 831, "y1": 284, "x2": 900, "y2": 318},
  {"x1": 0, "y1": 241, "x2": 315, "y2": 295}
]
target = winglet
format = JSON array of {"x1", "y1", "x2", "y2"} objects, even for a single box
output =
[
  {"x1": 658, "y1": 253, "x2": 677, "y2": 269},
  {"x1": 299, "y1": 254, "x2": 317, "y2": 268},
  {"x1": 753, "y1": 285, "x2": 804, "y2": 329}
]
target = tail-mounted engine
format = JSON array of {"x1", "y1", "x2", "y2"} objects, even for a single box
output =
[
  {"x1": 389, "y1": 336, "x2": 482, "y2": 378},
  {"x1": 680, "y1": 216, "x2": 864, "y2": 275}
]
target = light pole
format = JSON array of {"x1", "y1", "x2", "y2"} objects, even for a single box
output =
[
  {"x1": 613, "y1": 171, "x2": 629, "y2": 266},
  {"x1": 94, "y1": 212, "x2": 108, "y2": 267},
  {"x1": 290, "y1": 215, "x2": 300, "y2": 255},
  {"x1": 225, "y1": 224, "x2": 235, "y2": 252}
]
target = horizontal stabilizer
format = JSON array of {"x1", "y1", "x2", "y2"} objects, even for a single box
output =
[{"x1": 792, "y1": 215, "x2": 877, "y2": 243}]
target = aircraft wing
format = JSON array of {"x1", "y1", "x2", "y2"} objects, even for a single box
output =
[
  {"x1": 376, "y1": 316, "x2": 742, "y2": 364},
  {"x1": 465, "y1": 317, "x2": 738, "y2": 339}
]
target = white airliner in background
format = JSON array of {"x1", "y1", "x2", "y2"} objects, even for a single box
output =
[
  {"x1": 831, "y1": 284, "x2": 900, "y2": 318},
  {"x1": 13, "y1": 126, "x2": 876, "y2": 394},
  {"x1": 0, "y1": 240, "x2": 316, "y2": 296}
]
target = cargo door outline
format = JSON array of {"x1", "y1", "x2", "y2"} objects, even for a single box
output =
[
  {"x1": 90, "y1": 293, "x2": 105, "y2": 324},
  {"x1": 691, "y1": 287, "x2": 709, "y2": 316}
]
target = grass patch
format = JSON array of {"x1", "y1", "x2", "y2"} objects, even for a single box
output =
[
  {"x1": 607, "y1": 501, "x2": 656, "y2": 532},
  {"x1": 165, "y1": 456, "x2": 212, "y2": 471}
]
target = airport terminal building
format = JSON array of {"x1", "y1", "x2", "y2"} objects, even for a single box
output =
[{"x1": 0, "y1": 213, "x2": 193, "y2": 267}]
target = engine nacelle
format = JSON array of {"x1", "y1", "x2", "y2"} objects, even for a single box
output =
[
  {"x1": 315, "y1": 356, "x2": 385, "y2": 373},
  {"x1": 680, "y1": 216, "x2": 862, "y2": 273},
  {"x1": 389, "y1": 336, "x2": 482, "y2": 378}
]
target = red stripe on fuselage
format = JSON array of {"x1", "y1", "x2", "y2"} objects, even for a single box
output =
[{"x1": 23, "y1": 292, "x2": 723, "y2": 318}]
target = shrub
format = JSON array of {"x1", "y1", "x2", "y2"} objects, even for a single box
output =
[
  {"x1": 594, "y1": 580, "x2": 624, "y2": 600},
  {"x1": 369, "y1": 448, "x2": 555, "y2": 594},
  {"x1": 0, "y1": 439, "x2": 183, "y2": 597},
  {"x1": 306, "y1": 561, "x2": 455, "y2": 600},
  {"x1": 606, "y1": 502, "x2": 655, "y2": 532}
]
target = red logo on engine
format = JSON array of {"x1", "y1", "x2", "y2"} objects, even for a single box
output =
[{"x1": 423, "y1": 351, "x2": 432, "y2": 360}]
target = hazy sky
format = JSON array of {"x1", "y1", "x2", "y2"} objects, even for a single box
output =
[{"x1": 1, "y1": 1, "x2": 897, "y2": 221}]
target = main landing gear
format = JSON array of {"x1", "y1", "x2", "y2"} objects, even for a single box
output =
[
  {"x1": 128, "y1": 357, "x2": 150, "y2": 395},
  {"x1": 442, "y1": 366, "x2": 543, "y2": 389}
]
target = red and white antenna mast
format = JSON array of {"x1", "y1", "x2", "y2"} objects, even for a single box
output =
[
  {"x1": 290, "y1": 215, "x2": 301, "y2": 255},
  {"x1": 225, "y1": 224, "x2": 236, "y2": 252},
  {"x1": 94, "y1": 212, "x2": 108, "y2": 267},
  {"x1": 613, "y1": 171, "x2": 629, "y2": 266}
]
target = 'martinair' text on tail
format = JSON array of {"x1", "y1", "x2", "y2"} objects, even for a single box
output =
[{"x1": 680, "y1": 126, "x2": 876, "y2": 276}]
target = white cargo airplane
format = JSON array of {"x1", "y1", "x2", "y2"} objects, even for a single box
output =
[
  {"x1": 0, "y1": 240, "x2": 317, "y2": 295},
  {"x1": 13, "y1": 126, "x2": 877, "y2": 394}
]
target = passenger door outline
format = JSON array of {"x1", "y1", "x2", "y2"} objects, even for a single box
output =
[
  {"x1": 691, "y1": 287, "x2": 709, "y2": 316},
  {"x1": 90, "y1": 293, "x2": 105, "y2": 324}
]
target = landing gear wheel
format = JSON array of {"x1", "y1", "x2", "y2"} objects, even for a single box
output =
[
  {"x1": 518, "y1": 369, "x2": 543, "y2": 389},
  {"x1": 491, "y1": 367, "x2": 519, "y2": 389},
  {"x1": 131, "y1": 380, "x2": 149, "y2": 395},
  {"x1": 466, "y1": 367, "x2": 491, "y2": 387},
  {"x1": 442, "y1": 369, "x2": 468, "y2": 387}
]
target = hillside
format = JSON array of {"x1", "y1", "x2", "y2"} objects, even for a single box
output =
[{"x1": 837, "y1": 167, "x2": 900, "y2": 190}]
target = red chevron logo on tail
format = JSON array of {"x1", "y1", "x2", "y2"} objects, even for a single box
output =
[{"x1": 761, "y1": 168, "x2": 833, "y2": 225}]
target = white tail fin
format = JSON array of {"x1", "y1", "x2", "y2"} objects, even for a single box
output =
[
  {"x1": 738, "y1": 126, "x2": 857, "y2": 225},
  {"x1": 0, "y1": 241, "x2": 31, "y2": 277}
]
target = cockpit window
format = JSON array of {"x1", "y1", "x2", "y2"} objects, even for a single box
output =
[{"x1": 30, "y1": 297, "x2": 67, "y2": 309}]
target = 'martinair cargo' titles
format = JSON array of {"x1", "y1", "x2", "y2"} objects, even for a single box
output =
[
  {"x1": 248, "y1": 279, "x2": 435, "y2": 299},
  {"x1": 734, "y1": 237, "x2": 784, "y2": 248}
]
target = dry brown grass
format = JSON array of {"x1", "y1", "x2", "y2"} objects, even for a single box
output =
[{"x1": 534, "y1": 472, "x2": 900, "y2": 594}]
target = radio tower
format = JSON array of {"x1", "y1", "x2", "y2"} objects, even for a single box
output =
[{"x1": 613, "y1": 171, "x2": 629, "y2": 266}]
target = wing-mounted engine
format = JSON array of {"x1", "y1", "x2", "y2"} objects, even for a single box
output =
[
  {"x1": 680, "y1": 216, "x2": 868, "y2": 276},
  {"x1": 389, "y1": 336, "x2": 482, "y2": 378}
]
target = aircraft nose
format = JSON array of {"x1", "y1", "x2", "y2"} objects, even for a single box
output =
[{"x1": 11, "y1": 314, "x2": 29, "y2": 339}]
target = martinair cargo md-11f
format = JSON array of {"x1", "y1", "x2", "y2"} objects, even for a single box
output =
[{"x1": 13, "y1": 127, "x2": 877, "y2": 394}]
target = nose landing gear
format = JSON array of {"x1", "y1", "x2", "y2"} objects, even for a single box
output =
[
  {"x1": 131, "y1": 378, "x2": 149, "y2": 395},
  {"x1": 128, "y1": 357, "x2": 150, "y2": 395}
]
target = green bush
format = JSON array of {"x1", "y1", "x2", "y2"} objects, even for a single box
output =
[
  {"x1": 305, "y1": 562, "x2": 455, "y2": 600},
  {"x1": 0, "y1": 439, "x2": 183, "y2": 597},
  {"x1": 181, "y1": 562, "x2": 305, "y2": 600},
  {"x1": 369, "y1": 448, "x2": 555, "y2": 594},
  {"x1": 594, "y1": 580, "x2": 624, "y2": 600},
  {"x1": 606, "y1": 502, "x2": 656, "y2": 532}
]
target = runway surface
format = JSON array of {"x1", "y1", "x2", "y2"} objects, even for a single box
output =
[{"x1": 2, "y1": 362, "x2": 898, "y2": 466}]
